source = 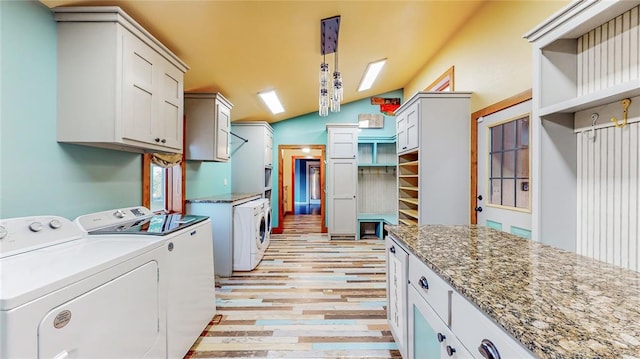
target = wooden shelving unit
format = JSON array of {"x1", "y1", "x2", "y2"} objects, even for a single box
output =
[{"x1": 398, "y1": 151, "x2": 419, "y2": 226}]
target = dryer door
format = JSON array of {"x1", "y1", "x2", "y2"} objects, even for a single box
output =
[
  {"x1": 257, "y1": 214, "x2": 267, "y2": 250},
  {"x1": 38, "y1": 261, "x2": 160, "y2": 359}
]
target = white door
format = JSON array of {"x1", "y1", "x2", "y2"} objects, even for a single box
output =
[
  {"x1": 328, "y1": 159, "x2": 357, "y2": 235},
  {"x1": 476, "y1": 100, "x2": 532, "y2": 239}
]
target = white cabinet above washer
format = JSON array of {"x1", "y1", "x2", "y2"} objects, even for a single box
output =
[{"x1": 53, "y1": 7, "x2": 189, "y2": 154}]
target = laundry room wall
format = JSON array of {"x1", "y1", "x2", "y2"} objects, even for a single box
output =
[
  {"x1": 405, "y1": 0, "x2": 568, "y2": 111},
  {"x1": 0, "y1": 1, "x2": 143, "y2": 220},
  {"x1": 271, "y1": 89, "x2": 402, "y2": 228}
]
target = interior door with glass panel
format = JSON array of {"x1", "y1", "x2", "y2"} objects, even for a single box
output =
[{"x1": 476, "y1": 100, "x2": 532, "y2": 239}]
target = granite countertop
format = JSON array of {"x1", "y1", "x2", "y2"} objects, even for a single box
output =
[
  {"x1": 385, "y1": 224, "x2": 640, "y2": 359},
  {"x1": 185, "y1": 193, "x2": 261, "y2": 204}
]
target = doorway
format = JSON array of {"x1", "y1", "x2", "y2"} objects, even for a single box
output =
[
  {"x1": 471, "y1": 90, "x2": 533, "y2": 238},
  {"x1": 277, "y1": 145, "x2": 327, "y2": 233}
]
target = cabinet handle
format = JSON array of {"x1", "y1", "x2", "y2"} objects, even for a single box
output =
[
  {"x1": 389, "y1": 246, "x2": 396, "y2": 254},
  {"x1": 402, "y1": 146, "x2": 407, "y2": 150},
  {"x1": 161, "y1": 139, "x2": 166, "y2": 143},
  {"x1": 154, "y1": 138, "x2": 161, "y2": 143},
  {"x1": 437, "y1": 332, "x2": 446, "y2": 343},
  {"x1": 478, "y1": 339, "x2": 501, "y2": 359},
  {"x1": 446, "y1": 345, "x2": 456, "y2": 357},
  {"x1": 419, "y1": 276, "x2": 429, "y2": 290}
]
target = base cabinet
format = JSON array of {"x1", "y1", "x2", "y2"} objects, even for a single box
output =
[
  {"x1": 409, "y1": 286, "x2": 472, "y2": 359},
  {"x1": 385, "y1": 236, "x2": 408, "y2": 358}
]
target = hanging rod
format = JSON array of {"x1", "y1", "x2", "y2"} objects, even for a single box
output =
[{"x1": 230, "y1": 131, "x2": 248, "y2": 143}]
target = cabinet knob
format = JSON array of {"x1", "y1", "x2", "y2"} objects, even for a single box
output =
[
  {"x1": 437, "y1": 332, "x2": 446, "y2": 343},
  {"x1": 389, "y1": 246, "x2": 396, "y2": 254},
  {"x1": 446, "y1": 345, "x2": 456, "y2": 357},
  {"x1": 477, "y1": 195, "x2": 483, "y2": 200},
  {"x1": 474, "y1": 206, "x2": 483, "y2": 213},
  {"x1": 154, "y1": 138, "x2": 161, "y2": 143},
  {"x1": 419, "y1": 276, "x2": 429, "y2": 290},
  {"x1": 478, "y1": 339, "x2": 501, "y2": 359},
  {"x1": 161, "y1": 138, "x2": 166, "y2": 143},
  {"x1": 167, "y1": 242, "x2": 174, "y2": 252}
]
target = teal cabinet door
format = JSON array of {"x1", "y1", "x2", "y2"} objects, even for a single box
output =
[{"x1": 413, "y1": 302, "x2": 441, "y2": 358}]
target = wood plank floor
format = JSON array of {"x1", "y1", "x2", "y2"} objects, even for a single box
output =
[{"x1": 185, "y1": 215, "x2": 399, "y2": 358}]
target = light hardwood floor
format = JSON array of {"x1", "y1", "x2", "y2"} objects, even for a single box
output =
[{"x1": 185, "y1": 214, "x2": 399, "y2": 359}]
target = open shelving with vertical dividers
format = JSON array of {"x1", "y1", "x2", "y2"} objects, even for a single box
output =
[{"x1": 397, "y1": 150, "x2": 419, "y2": 226}]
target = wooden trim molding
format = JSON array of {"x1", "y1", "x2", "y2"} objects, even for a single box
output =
[
  {"x1": 142, "y1": 154, "x2": 152, "y2": 208},
  {"x1": 277, "y1": 144, "x2": 327, "y2": 233},
  {"x1": 470, "y1": 89, "x2": 532, "y2": 224},
  {"x1": 425, "y1": 65, "x2": 455, "y2": 92}
]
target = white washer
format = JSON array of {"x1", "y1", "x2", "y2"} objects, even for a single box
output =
[
  {"x1": 233, "y1": 199, "x2": 268, "y2": 271},
  {"x1": 75, "y1": 207, "x2": 216, "y2": 359},
  {"x1": 0, "y1": 215, "x2": 168, "y2": 359}
]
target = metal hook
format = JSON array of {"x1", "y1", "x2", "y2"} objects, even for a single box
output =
[
  {"x1": 588, "y1": 113, "x2": 599, "y2": 140},
  {"x1": 610, "y1": 99, "x2": 631, "y2": 128}
]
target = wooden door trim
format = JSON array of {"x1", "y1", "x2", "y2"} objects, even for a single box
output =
[
  {"x1": 470, "y1": 89, "x2": 532, "y2": 224},
  {"x1": 275, "y1": 145, "x2": 327, "y2": 233}
]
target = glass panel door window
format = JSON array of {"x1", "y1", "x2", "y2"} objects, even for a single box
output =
[
  {"x1": 488, "y1": 116, "x2": 530, "y2": 210},
  {"x1": 150, "y1": 163, "x2": 166, "y2": 212}
]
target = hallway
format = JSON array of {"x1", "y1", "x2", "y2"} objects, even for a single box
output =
[{"x1": 185, "y1": 221, "x2": 399, "y2": 358}]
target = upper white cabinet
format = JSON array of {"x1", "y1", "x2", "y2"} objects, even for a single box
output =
[
  {"x1": 53, "y1": 7, "x2": 189, "y2": 154},
  {"x1": 231, "y1": 122, "x2": 274, "y2": 199},
  {"x1": 396, "y1": 101, "x2": 419, "y2": 154},
  {"x1": 326, "y1": 124, "x2": 358, "y2": 238},
  {"x1": 184, "y1": 93, "x2": 233, "y2": 162},
  {"x1": 395, "y1": 92, "x2": 472, "y2": 226},
  {"x1": 327, "y1": 124, "x2": 358, "y2": 159}
]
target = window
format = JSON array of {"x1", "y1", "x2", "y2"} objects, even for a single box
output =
[
  {"x1": 143, "y1": 154, "x2": 184, "y2": 213},
  {"x1": 488, "y1": 115, "x2": 530, "y2": 209}
]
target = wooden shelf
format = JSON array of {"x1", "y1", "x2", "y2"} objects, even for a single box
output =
[
  {"x1": 399, "y1": 209, "x2": 419, "y2": 219},
  {"x1": 399, "y1": 186, "x2": 419, "y2": 192},
  {"x1": 399, "y1": 198, "x2": 419, "y2": 205},
  {"x1": 539, "y1": 80, "x2": 640, "y2": 117},
  {"x1": 358, "y1": 163, "x2": 397, "y2": 167},
  {"x1": 399, "y1": 174, "x2": 418, "y2": 178},
  {"x1": 399, "y1": 160, "x2": 419, "y2": 167},
  {"x1": 399, "y1": 218, "x2": 418, "y2": 226}
]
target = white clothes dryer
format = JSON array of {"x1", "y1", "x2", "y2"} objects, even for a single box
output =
[
  {"x1": 263, "y1": 198, "x2": 272, "y2": 240},
  {"x1": 0, "y1": 215, "x2": 168, "y2": 359},
  {"x1": 75, "y1": 207, "x2": 216, "y2": 359},
  {"x1": 233, "y1": 199, "x2": 268, "y2": 271}
]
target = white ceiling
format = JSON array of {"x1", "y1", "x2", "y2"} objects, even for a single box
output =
[{"x1": 41, "y1": 0, "x2": 487, "y2": 123}]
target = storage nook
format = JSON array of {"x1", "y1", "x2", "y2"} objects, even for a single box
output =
[
  {"x1": 231, "y1": 122, "x2": 274, "y2": 200},
  {"x1": 394, "y1": 92, "x2": 472, "y2": 226},
  {"x1": 525, "y1": 0, "x2": 640, "y2": 270},
  {"x1": 357, "y1": 136, "x2": 398, "y2": 238}
]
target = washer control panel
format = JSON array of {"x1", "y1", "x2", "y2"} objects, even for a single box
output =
[
  {"x1": 0, "y1": 216, "x2": 84, "y2": 259},
  {"x1": 75, "y1": 206, "x2": 154, "y2": 232}
]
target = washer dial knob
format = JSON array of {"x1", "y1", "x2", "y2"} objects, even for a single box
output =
[
  {"x1": 114, "y1": 209, "x2": 126, "y2": 219},
  {"x1": 29, "y1": 222, "x2": 44, "y2": 232},
  {"x1": 49, "y1": 219, "x2": 62, "y2": 229}
]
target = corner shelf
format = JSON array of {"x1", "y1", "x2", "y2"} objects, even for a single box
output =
[{"x1": 358, "y1": 137, "x2": 397, "y2": 166}]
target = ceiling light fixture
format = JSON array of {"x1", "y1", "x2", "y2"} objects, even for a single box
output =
[
  {"x1": 319, "y1": 15, "x2": 343, "y2": 117},
  {"x1": 358, "y1": 59, "x2": 387, "y2": 92},
  {"x1": 258, "y1": 90, "x2": 285, "y2": 114}
]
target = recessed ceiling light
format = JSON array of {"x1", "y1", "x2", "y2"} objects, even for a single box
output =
[
  {"x1": 358, "y1": 59, "x2": 387, "y2": 92},
  {"x1": 258, "y1": 90, "x2": 285, "y2": 114}
]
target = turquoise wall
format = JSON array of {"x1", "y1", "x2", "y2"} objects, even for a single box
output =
[
  {"x1": 271, "y1": 89, "x2": 402, "y2": 227},
  {"x1": 185, "y1": 160, "x2": 231, "y2": 199},
  {"x1": 0, "y1": 1, "x2": 142, "y2": 219}
]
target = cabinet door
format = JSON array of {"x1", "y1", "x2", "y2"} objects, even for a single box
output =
[
  {"x1": 264, "y1": 130, "x2": 273, "y2": 167},
  {"x1": 328, "y1": 159, "x2": 357, "y2": 234},
  {"x1": 386, "y1": 237, "x2": 408, "y2": 358},
  {"x1": 328, "y1": 127, "x2": 358, "y2": 159},
  {"x1": 405, "y1": 102, "x2": 420, "y2": 153},
  {"x1": 409, "y1": 285, "x2": 472, "y2": 359},
  {"x1": 396, "y1": 112, "x2": 408, "y2": 152},
  {"x1": 158, "y1": 63, "x2": 184, "y2": 150},
  {"x1": 215, "y1": 102, "x2": 231, "y2": 161},
  {"x1": 123, "y1": 32, "x2": 157, "y2": 146}
]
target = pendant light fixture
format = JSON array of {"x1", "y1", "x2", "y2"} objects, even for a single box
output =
[{"x1": 319, "y1": 15, "x2": 342, "y2": 116}]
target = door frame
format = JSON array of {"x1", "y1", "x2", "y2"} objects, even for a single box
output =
[
  {"x1": 275, "y1": 144, "x2": 327, "y2": 233},
  {"x1": 470, "y1": 89, "x2": 532, "y2": 224}
]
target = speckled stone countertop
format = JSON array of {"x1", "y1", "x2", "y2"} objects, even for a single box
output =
[
  {"x1": 385, "y1": 224, "x2": 640, "y2": 359},
  {"x1": 185, "y1": 192, "x2": 261, "y2": 204}
]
